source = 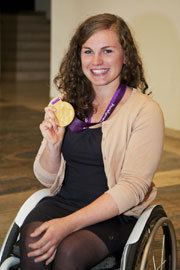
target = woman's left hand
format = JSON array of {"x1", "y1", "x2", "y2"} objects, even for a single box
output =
[{"x1": 28, "y1": 218, "x2": 70, "y2": 265}]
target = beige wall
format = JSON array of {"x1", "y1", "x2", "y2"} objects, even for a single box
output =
[{"x1": 50, "y1": 0, "x2": 180, "y2": 131}]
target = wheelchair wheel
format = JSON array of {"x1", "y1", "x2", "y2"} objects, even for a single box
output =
[{"x1": 123, "y1": 206, "x2": 177, "y2": 270}]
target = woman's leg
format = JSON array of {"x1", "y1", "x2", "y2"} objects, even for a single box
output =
[
  {"x1": 20, "y1": 223, "x2": 108, "y2": 270},
  {"x1": 52, "y1": 215, "x2": 136, "y2": 270},
  {"x1": 53, "y1": 229, "x2": 109, "y2": 270},
  {"x1": 19, "y1": 196, "x2": 136, "y2": 270},
  {"x1": 19, "y1": 221, "x2": 49, "y2": 270},
  {"x1": 19, "y1": 197, "x2": 72, "y2": 270}
]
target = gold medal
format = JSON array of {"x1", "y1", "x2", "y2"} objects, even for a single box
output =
[{"x1": 50, "y1": 98, "x2": 75, "y2": 127}]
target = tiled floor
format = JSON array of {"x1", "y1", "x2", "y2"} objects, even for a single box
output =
[{"x1": 0, "y1": 81, "x2": 180, "y2": 268}]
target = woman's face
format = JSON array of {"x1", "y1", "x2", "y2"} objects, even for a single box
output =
[{"x1": 81, "y1": 29, "x2": 125, "y2": 89}]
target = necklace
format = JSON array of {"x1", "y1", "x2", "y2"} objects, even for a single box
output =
[{"x1": 68, "y1": 83, "x2": 127, "y2": 132}]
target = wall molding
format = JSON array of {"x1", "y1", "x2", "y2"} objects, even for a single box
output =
[{"x1": 165, "y1": 128, "x2": 180, "y2": 140}]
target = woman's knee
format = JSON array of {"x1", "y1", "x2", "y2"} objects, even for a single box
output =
[
  {"x1": 53, "y1": 233, "x2": 88, "y2": 270},
  {"x1": 19, "y1": 222, "x2": 46, "y2": 269},
  {"x1": 20, "y1": 221, "x2": 43, "y2": 250},
  {"x1": 53, "y1": 230, "x2": 108, "y2": 270},
  {"x1": 56, "y1": 236, "x2": 79, "y2": 264}
]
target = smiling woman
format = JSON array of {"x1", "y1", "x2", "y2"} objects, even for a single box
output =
[
  {"x1": 54, "y1": 13, "x2": 148, "y2": 121},
  {"x1": 19, "y1": 13, "x2": 164, "y2": 270},
  {"x1": 80, "y1": 29, "x2": 125, "y2": 90}
]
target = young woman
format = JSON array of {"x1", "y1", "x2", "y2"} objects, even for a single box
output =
[{"x1": 20, "y1": 13, "x2": 164, "y2": 270}]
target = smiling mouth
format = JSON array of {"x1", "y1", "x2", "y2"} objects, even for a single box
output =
[{"x1": 91, "y1": 68, "x2": 109, "y2": 76}]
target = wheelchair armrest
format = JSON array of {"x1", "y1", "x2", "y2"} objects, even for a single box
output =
[
  {"x1": 126, "y1": 205, "x2": 159, "y2": 245},
  {"x1": 15, "y1": 188, "x2": 52, "y2": 227}
]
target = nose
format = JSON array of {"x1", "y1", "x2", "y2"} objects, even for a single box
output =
[{"x1": 92, "y1": 53, "x2": 103, "y2": 66}]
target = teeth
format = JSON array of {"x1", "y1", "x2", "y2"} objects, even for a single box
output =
[{"x1": 91, "y1": 69, "x2": 108, "y2": 75}]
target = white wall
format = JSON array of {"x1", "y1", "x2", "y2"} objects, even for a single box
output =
[
  {"x1": 50, "y1": 0, "x2": 180, "y2": 131},
  {"x1": 50, "y1": 0, "x2": 81, "y2": 95}
]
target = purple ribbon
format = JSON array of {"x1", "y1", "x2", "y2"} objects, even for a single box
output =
[
  {"x1": 68, "y1": 83, "x2": 127, "y2": 132},
  {"x1": 50, "y1": 97, "x2": 61, "y2": 105}
]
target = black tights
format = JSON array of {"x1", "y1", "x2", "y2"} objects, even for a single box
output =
[{"x1": 20, "y1": 221, "x2": 109, "y2": 270}]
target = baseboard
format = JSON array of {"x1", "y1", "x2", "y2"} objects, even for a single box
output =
[{"x1": 165, "y1": 128, "x2": 180, "y2": 140}]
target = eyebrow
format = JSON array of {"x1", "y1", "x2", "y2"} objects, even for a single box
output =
[{"x1": 81, "y1": 45, "x2": 116, "y2": 50}]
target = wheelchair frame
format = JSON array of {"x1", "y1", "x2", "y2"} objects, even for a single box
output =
[{"x1": 0, "y1": 189, "x2": 177, "y2": 270}]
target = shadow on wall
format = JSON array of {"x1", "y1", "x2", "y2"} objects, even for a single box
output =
[{"x1": 131, "y1": 12, "x2": 180, "y2": 129}]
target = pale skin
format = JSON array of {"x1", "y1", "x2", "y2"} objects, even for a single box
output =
[{"x1": 28, "y1": 29, "x2": 132, "y2": 265}]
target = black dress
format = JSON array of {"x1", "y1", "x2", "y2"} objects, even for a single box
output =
[{"x1": 23, "y1": 127, "x2": 136, "y2": 253}]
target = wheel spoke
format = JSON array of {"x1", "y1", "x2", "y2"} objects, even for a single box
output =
[
  {"x1": 160, "y1": 235, "x2": 165, "y2": 270},
  {"x1": 157, "y1": 260, "x2": 166, "y2": 270},
  {"x1": 156, "y1": 235, "x2": 166, "y2": 270},
  {"x1": 149, "y1": 227, "x2": 167, "y2": 270},
  {"x1": 152, "y1": 253, "x2": 157, "y2": 269}
]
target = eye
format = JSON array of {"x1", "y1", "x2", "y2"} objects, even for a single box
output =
[
  {"x1": 82, "y1": 49, "x2": 93, "y2": 55},
  {"x1": 104, "y1": 49, "x2": 113, "y2": 54}
]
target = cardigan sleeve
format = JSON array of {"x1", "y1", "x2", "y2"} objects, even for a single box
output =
[
  {"x1": 106, "y1": 99, "x2": 164, "y2": 216},
  {"x1": 33, "y1": 95, "x2": 66, "y2": 191},
  {"x1": 33, "y1": 138, "x2": 66, "y2": 191}
]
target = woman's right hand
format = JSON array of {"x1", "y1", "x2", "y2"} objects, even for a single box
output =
[{"x1": 40, "y1": 106, "x2": 65, "y2": 146}]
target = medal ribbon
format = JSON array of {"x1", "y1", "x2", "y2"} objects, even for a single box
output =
[{"x1": 68, "y1": 83, "x2": 127, "y2": 132}]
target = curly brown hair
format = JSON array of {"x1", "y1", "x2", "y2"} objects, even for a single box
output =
[{"x1": 54, "y1": 13, "x2": 148, "y2": 120}]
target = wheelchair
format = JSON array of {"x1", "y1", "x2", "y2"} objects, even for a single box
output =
[{"x1": 0, "y1": 188, "x2": 177, "y2": 270}]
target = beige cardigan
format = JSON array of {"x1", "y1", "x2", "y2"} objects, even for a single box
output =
[{"x1": 33, "y1": 89, "x2": 164, "y2": 217}]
